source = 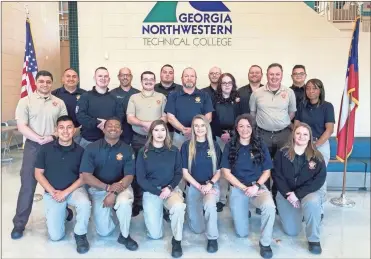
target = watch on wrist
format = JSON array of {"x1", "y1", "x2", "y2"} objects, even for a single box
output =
[
  {"x1": 113, "y1": 191, "x2": 119, "y2": 196},
  {"x1": 167, "y1": 185, "x2": 173, "y2": 192},
  {"x1": 206, "y1": 180, "x2": 215, "y2": 186},
  {"x1": 255, "y1": 182, "x2": 261, "y2": 189}
]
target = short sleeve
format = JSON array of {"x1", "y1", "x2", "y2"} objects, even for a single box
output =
[
  {"x1": 220, "y1": 143, "x2": 231, "y2": 169},
  {"x1": 126, "y1": 95, "x2": 136, "y2": 115},
  {"x1": 164, "y1": 91, "x2": 177, "y2": 115},
  {"x1": 79, "y1": 147, "x2": 95, "y2": 173},
  {"x1": 261, "y1": 143, "x2": 273, "y2": 171},
  {"x1": 161, "y1": 94, "x2": 167, "y2": 116},
  {"x1": 15, "y1": 98, "x2": 29, "y2": 125},
  {"x1": 249, "y1": 92, "x2": 257, "y2": 113},
  {"x1": 123, "y1": 146, "x2": 135, "y2": 176},
  {"x1": 180, "y1": 141, "x2": 189, "y2": 169},
  {"x1": 35, "y1": 146, "x2": 47, "y2": 169},
  {"x1": 202, "y1": 93, "x2": 214, "y2": 114},
  {"x1": 288, "y1": 88, "x2": 297, "y2": 113},
  {"x1": 324, "y1": 102, "x2": 335, "y2": 123}
]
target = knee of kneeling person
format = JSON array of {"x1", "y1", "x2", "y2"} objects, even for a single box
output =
[
  {"x1": 284, "y1": 227, "x2": 301, "y2": 237},
  {"x1": 147, "y1": 228, "x2": 163, "y2": 240},
  {"x1": 303, "y1": 197, "x2": 321, "y2": 210},
  {"x1": 204, "y1": 201, "x2": 217, "y2": 212},
  {"x1": 49, "y1": 231, "x2": 65, "y2": 241},
  {"x1": 116, "y1": 197, "x2": 133, "y2": 209},
  {"x1": 171, "y1": 203, "x2": 186, "y2": 213},
  {"x1": 260, "y1": 202, "x2": 276, "y2": 215}
]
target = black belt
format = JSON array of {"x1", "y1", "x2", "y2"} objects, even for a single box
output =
[
  {"x1": 186, "y1": 180, "x2": 208, "y2": 187},
  {"x1": 258, "y1": 127, "x2": 287, "y2": 134},
  {"x1": 174, "y1": 130, "x2": 185, "y2": 135}
]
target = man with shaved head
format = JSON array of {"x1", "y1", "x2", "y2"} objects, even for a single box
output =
[
  {"x1": 203, "y1": 66, "x2": 222, "y2": 104},
  {"x1": 110, "y1": 67, "x2": 140, "y2": 145}
]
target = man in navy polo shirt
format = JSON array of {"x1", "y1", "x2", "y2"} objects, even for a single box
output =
[
  {"x1": 110, "y1": 67, "x2": 140, "y2": 145},
  {"x1": 165, "y1": 67, "x2": 214, "y2": 149},
  {"x1": 80, "y1": 117, "x2": 138, "y2": 251},
  {"x1": 34, "y1": 115, "x2": 90, "y2": 254},
  {"x1": 76, "y1": 67, "x2": 121, "y2": 149},
  {"x1": 52, "y1": 68, "x2": 86, "y2": 144}
]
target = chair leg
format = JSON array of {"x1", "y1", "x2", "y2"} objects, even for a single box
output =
[{"x1": 359, "y1": 163, "x2": 368, "y2": 191}]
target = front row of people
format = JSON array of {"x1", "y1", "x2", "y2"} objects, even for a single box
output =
[{"x1": 34, "y1": 114, "x2": 326, "y2": 258}]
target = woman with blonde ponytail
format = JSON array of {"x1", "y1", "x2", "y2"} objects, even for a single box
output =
[{"x1": 180, "y1": 114, "x2": 222, "y2": 253}]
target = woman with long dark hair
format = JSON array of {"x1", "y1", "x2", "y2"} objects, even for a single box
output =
[
  {"x1": 221, "y1": 114, "x2": 275, "y2": 259},
  {"x1": 272, "y1": 122, "x2": 326, "y2": 255},
  {"x1": 136, "y1": 120, "x2": 185, "y2": 258},
  {"x1": 181, "y1": 115, "x2": 222, "y2": 253},
  {"x1": 211, "y1": 72, "x2": 242, "y2": 212}
]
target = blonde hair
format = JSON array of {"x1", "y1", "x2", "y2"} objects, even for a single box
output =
[
  {"x1": 283, "y1": 122, "x2": 323, "y2": 162},
  {"x1": 188, "y1": 115, "x2": 217, "y2": 174},
  {"x1": 143, "y1": 120, "x2": 172, "y2": 158}
]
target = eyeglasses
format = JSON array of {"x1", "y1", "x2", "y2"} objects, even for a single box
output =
[
  {"x1": 221, "y1": 82, "x2": 233, "y2": 86},
  {"x1": 209, "y1": 72, "x2": 221, "y2": 76},
  {"x1": 292, "y1": 72, "x2": 306, "y2": 76}
]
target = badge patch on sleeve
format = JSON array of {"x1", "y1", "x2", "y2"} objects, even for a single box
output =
[{"x1": 75, "y1": 106, "x2": 79, "y2": 113}]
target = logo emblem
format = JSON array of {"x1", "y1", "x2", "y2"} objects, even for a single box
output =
[
  {"x1": 309, "y1": 160, "x2": 316, "y2": 169},
  {"x1": 52, "y1": 101, "x2": 58, "y2": 107},
  {"x1": 207, "y1": 149, "x2": 212, "y2": 157},
  {"x1": 75, "y1": 106, "x2": 79, "y2": 113},
  {"x1": 76, "y1": 95, "x2": 81, "y2": 100},
  {"x1": 132, "y1": 154, "x2": 135, "y2": 160},
  {"x1": 235, "y1": 97, "x2": 240, "y2": 103},
  {"x1": 157, "y1": 100, "x2": 161, "y2": 105},
  {"x1": 250, "y1": 152, "x2": 254, "y2": 159},
  {"x1": 116, "y1": 153, "x2": 123, "y2": 161},
  {"x1": 281, "y1": 91, "x2": 287, "y2": 99},
  {"x1": 195, "y1": 96, "x2": 201, "y2": 103}
]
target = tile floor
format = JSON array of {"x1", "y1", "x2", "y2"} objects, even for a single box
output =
[{"x1": 1, "y1": 149, "x2": 370, "y2": 258}]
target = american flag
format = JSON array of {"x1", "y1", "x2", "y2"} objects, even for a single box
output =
[{"x1": 20, "y1": 18, "x2": 38, "y2": 98}]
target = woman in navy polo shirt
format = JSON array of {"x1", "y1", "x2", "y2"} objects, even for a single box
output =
[
  {"x1": 295, "y1": 79, "x2": 335, "y2": 166},
  {"x1": 136, "y1": 120, "x2": 185, "y2": 258},
  {"x1": 221, "y1": 114, "x2": 276, "y2": 259},
  {"x1": 211, "y1": 73, "x2": 242, "y2": 212},
  {"x1": 181, "y1": 114, "x2": 222, "y2": 253},
  {"x1": 272, "y1": 122, "x2": 326, "y2": 255}
]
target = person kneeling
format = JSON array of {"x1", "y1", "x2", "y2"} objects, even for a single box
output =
[
  {"x1": 80, "y1": 118, "x2": 138, "y2": 251},
  {"x1": 181, "y1": 115, "x2": 222, "y2": 253},
  {"x1": 136, "y1": 120, "x2": 186, "y2": 258},
  {"x1": 273, "y1": 122, "x2": 326, "y2": 254},
  {"x1": 35, "y1": 115, "x2": 90, "y2": 254},
  {"x1": 221, "y1": 114, "x2": 276, "y2": 259}
]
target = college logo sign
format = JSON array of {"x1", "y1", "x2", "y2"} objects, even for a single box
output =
[{"x1": 142, "y1": 1, "x2": 232, "y2": 47}]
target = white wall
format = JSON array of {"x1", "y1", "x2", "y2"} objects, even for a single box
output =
[{"x1": 78, "y1": 2, "x2": 370, "y2": 136}]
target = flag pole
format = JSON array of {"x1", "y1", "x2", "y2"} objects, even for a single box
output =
[{"x1": 330, "y1": 91, "x2": 356, "y2": 208}]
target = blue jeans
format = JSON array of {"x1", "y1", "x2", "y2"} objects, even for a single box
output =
[{"x1": 43, "y1": 187, "x2": 91, "y2": 241}]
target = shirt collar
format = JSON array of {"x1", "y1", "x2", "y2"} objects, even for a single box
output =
[
  {"x1": 102, "y1": 138, "x2": 122, "y2": 149},
  {"x1": 53, "y1": 139, "x2": 77, "y2": 151},
  {"x1": 159, "y1": 82, "x2": 177, "y2": 90},
  {"x1": 34, "y1": 91, "x2": 52, "y2": 100},
  {"x1": 291, "y1": 84, "x2": 305, "y2": 91},
  {"x1": 61, "y1": 85, "x2": 84, "y2": 95},
  {"x1": 147, "y1": 143, "x2": 167, "y2": 153},
  {"x1": 92, "y1": 86, "x2": 109, "y2": 95},
  {"x1": 180, "y1": 87, "x2": 200, "y2": 96},
  {"x1": 264, "y1": 84, "x2": 285, "y2": 94}
]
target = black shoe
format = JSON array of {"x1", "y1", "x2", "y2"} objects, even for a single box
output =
[
  {"x1": 259, "y1": 242, "x2": 273, "y2": 259},
  {"x1": 66, "y1": 207, "x2": 73, "y2": 222},
  {"x1": 249, "y1": 210, "x2": 252, "y2": 218},
  {"x1": 163, "y1": 208, "x2": 170, "y2": 222},
  {"x1": 11, "y1": 227, "x2": 24, "y2": 240},
  {"x1": 171, "y1": 237, "x2": 183, "y2": 258},
  {"x1": 216, "y1": 202, "x2": 225, "y2": 212},
  {"x1": 74, "y1": 233, "x2": 90, "y2": 254},
  {"x1": 117, "y1": 234, "x2": 138, "y2": 251},
  {"x1": 256, "y1": 208, "x2": 262, "y2": 215},
  {"x1": 132, "y1": 205, "x2": 142, "y2": 217},
  {"x1": 308, "y1": 241, "x2": 322, "y2": 254},
  {"x1": 207, "y1": 239, "x2": 218, "y2": 253}
]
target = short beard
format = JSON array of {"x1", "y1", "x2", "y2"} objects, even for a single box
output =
[{"x1": 184, "y1": 83, "x2": 194, "y2": 88}]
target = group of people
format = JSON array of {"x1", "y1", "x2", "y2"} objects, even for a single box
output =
[{"x1": 10, "y1": 62, "x2": 335, "y2": 259}]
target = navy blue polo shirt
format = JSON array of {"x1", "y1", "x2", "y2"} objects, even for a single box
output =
[
  {"x1": 164, "y1": 88, "x2": 214, "y2": 129},
  {"x1": 52, "y1": 86, "x2": 86, "y2": 127},
  {"x1": 76, "y1": 87, "x2": 122, "y2": 141},
  {"x1": 35, "y1": 140, "x2": 84, "y2": 191},
  {"x1": 220, "y1": 142, "x2": 273, "y2": 184},
  {"x1": 110, "y1": 86, "x2": 140, "y2": 144},
  {"x1": 154, "y1": 82, "x2": 182, "y2": 133},
  {"x1": 295, "y1": 101, "x2": 335, "y2": 139},
  {"x1": 80, "y1": 139, "x2": 135, "y2": 185},
  {"x1": 136, "y1": 144, "x2": 182, "y2": 196},
  {"x1": 212, "y1": 99, "x2": 242, "y2": 137},
  {"x1": 181, "y1": 140, "x2": 222, "y2": 183}
]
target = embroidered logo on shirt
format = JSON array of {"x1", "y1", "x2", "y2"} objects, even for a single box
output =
[
  {"x1": 132, "y1": 154, "x2": 135, "y2": 160},
  {"x1": 207, "y1": 149, "x2": 212, "y2": 157},
  {"x1": 281, "y1": 91, "x2": 287, "y2": 99},
  {"x1": 75, "y1": 106, "x2": 79, "y2": 113},
  {"x1": 195, "y1": 96, "x2": 201, "y2": 103},
  {"x1": 157, "y1": 100, "x2": 161, "y2": 105},
  {"x1": 250, "y1": 152, "x2": 254, "y2": 159},
  {"x1": 76, "y1": 95, "x2": 81, "y2": 100},
  {"x1": 235, "y1": 97, "x2": 240, "y2": 103},
  {"x1": 52, "y1": 101, "x2": 58, "y2": 106},
  {"x1": 116, "y1": 153, "x2": 123, "y2": 161},
  {"x1": 309, "y1": 160, "x2": 316, "y2": 169}
]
